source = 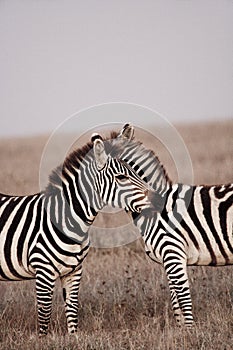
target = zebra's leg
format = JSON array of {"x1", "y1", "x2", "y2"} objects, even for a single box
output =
[
  {"x1": 35, "y1": 267, "x2": 57, "y2": 336},
  {"x1": 60, "y1": 266, "x2": 83, "y2": 334},
  {"x1": 168, "y1": 279, "x2": 184, "y2": 325},
  {"x1": 164, "y1": 256, "x2": 194, "y2": 327}
]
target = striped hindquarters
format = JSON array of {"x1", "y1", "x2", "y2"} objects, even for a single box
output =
[
  {"x1": 159, "y1": 183, "x2": 233, "y2": 266},
  {"x1": 0, "y1": 193, "x2": 44, "y2": 280}
]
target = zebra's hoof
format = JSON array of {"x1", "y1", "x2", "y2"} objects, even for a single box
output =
[{"x1": 38, "y1": 331, "x2": 47, "y2": 338}]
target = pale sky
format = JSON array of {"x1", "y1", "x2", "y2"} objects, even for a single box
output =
[{"x1": 0, "y1": 0, "x2": 233, "y2": 137}]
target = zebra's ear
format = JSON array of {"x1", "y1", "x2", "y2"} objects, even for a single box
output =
[
  {"x1": 119, "y1": 123, "x2": 135, "y2": 140},
  {"x1": 92, "y1": 133, "x2": 108, "y2": 170}
]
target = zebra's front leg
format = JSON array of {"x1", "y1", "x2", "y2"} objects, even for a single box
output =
[
  {"x1": 164, "y1": 257, "x2": 194, "y2": 327},
  {"x1": 61, "y1": 266, "x2": 83, "y2": 334},
  {"x1": 168, "y1": 279, "x2": 184, "y2": 325},
  {"x1": 35, "y1": 268, "x2": 56, "y2": 336}
]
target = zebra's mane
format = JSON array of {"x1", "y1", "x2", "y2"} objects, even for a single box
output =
[
  {"x1": 116, "y1": 137, "x2": 172, "y2": 191},
  {"x1": 45, "y1": 132, "x2": 127, "y2": 194},
  {"x1": 45, "y1": 130, "x2": 172, "y2": 195},
  {"x1": 45, "y1": 141, "x2": 93, "y2": 194}
]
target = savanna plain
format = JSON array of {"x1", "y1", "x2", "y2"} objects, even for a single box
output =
[{"x1": 0, "y1": 121, "x2": 232, "y2": 350}]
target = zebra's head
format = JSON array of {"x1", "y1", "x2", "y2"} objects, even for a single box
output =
[
  {"x1": 113, "y1": 123, "x2": 169, "y2": 214},
  {"x1": 91, "y1": 132, "x2": 153, "y2": 214}
]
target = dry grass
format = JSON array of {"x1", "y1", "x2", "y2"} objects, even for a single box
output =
[{"x1": 0, "y1": 121, "x2": 232, "y2": 349}]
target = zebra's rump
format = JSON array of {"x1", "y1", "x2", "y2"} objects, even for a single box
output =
[{"x1": 0, "y1": 194, "x2": 43, "y2": 280}]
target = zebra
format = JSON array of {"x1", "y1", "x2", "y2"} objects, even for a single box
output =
[
  {"x1": 0, "y1": 130, "x2": 154, "y2": 336},
  {"x1": 111, "y1": 123, "x2": 233, "y2": 327}
]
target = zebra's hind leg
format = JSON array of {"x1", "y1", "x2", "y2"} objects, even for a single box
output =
[
  {"x1": 61, "y1": 266, "x2": 83, "y2": 335},
  {"x1": 35, "y1": 267, "x2": 57, "y2": 336},
  {"x1": 164, "y1": 257, "x2": 194, "y2": 327}
]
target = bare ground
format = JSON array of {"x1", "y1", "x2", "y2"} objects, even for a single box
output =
[{"x1": 0, "y1": 120, "x2": 232, "y2": 349}]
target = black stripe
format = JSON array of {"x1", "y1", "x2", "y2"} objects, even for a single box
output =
[
  {"x1": 31, "y1": 250, "x2": 59, "y2": 276},
  {"x1": 0, "y1": 264, "x2": 10, "y2": 280},
  {"x1": 49, "y1": 192, "x2": 87, "y2": 240},
  {"x1": 104, "y1": 171, "x2": 114, "y2": 204},
  {"x1": 79, "y1": 167, "x2": 97, "y2": 217},
  {"x1": 0, "y1": 197, "x2": 22, "y2": 232},
  {"x1": 4, "y1": 196, "x2": 33, "y2": 279},
  {"x1": 17, "y1": 195, "x2": 39, "y2": 265},
  {"x1": 63, "y1": 172, "x2": 87, "y2": 222},
  {"x1": 145, "y1": 162, "x2": 164, "y2": 184},
  {"x1": 150, "y1": 220, "x2": 165, "y2": 252},
  {"x1": 159, "y1": 241, "x2": 185, "y2": 260},
  {"x1": 219, "y1": 198, "x2": 233, "y2": 256},
  {"x1": 0, "y1": 195, "x2": 12, "y2": 206},
  {"x1": 214, "y1": 184, "x2": 233, "y2": 199},
  {"x1": 175, "y1": 186, "x2": 199, "y2": 250},
  {"x1": 27, "y1": 197, "x2": 43, "y2": 261},
  {"x1": 200, "y1": 187, "x2": 229, "y2": 264},
  {"x1": 160, "y1": 205, "x2": 190, "y2": 250},
  {"x1": 187, "y1": 189, "x2": 217, "y2": 265},
  {"x1": 42, "y1": 207, "x2": 81, "y2": 259}
]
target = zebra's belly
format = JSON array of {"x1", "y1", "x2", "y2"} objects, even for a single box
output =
[
  {"x1": 0, "y1": 259, "x2": 35, "y2": 281},
  {"x1": 187, "y1": 244, "x2": 233, "y2": 266},
  {"x1": 0, "y1": 241, "x2": 35, "y2": 281},
  {"x1": 188, "y1": 254, "x2": 233, "y2": 266}
]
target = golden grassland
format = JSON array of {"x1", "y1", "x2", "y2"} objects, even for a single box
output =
[{"x1": 0, "y1": 120, "x2": 232, "y2": 349}]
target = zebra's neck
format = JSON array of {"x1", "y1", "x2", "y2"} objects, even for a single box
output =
[{"x1": 44, "y1": 146, "x2": 103, "y2": 237}]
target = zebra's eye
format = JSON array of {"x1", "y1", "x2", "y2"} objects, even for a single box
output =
[{"x1": 115, "y1": 174, "x2": 128, "y2": 181}]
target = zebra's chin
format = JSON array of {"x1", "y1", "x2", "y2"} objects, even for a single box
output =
[
  {"x1": 148, "y1": 191, "x2": 167, "y2": 213},
  {"x1": 132, "y1": 191, "x2": 166, "y2": 216},
  {"x1": 138, "y1": 207, "x2": 160, "y2": 219}
]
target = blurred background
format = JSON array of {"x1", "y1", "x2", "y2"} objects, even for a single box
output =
[{"x1": 0, "y1": 0, "x2": 232, "y2": 137}]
